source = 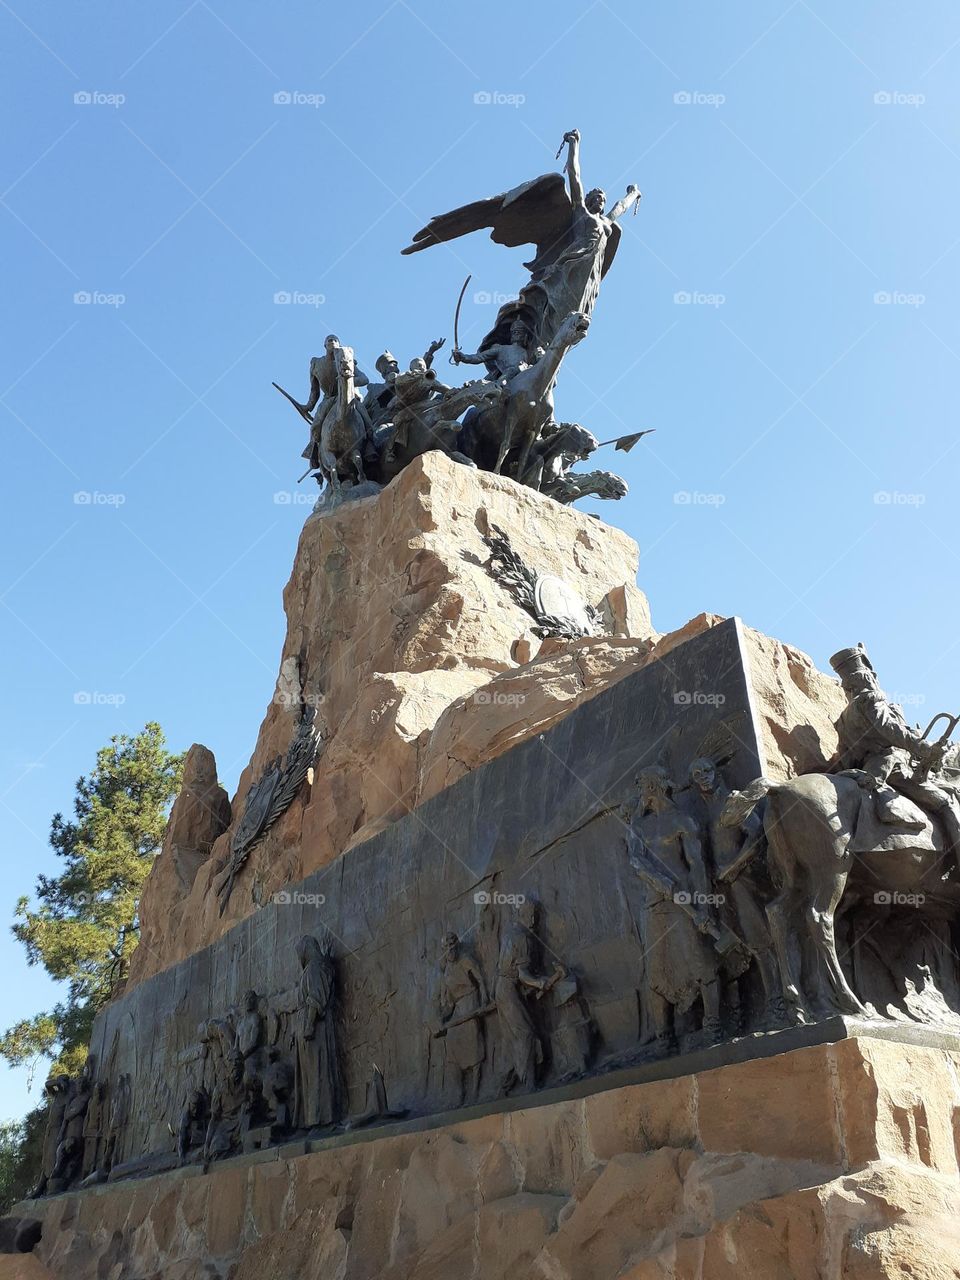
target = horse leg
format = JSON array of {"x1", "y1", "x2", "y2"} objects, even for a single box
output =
[
  {"x1": 319, "y1": 440, "x2": 341, "y2": 494},
  {"x1": 514, "y1": 428, "x2": 537, "y2": 484},
  {"x1": 493, "y1": 403, "x2": 517, "y2": 475},
  {"x1": 766, "y1": 885, "x2": 809, "y2": 1023},
  {"x1": 806, "y1": 879, "x2": 870, "y2": 1017}
]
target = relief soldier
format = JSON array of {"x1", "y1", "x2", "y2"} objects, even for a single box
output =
[
  {"x1": 494, "y1": 899, "x2": 563, "y2": 1095},
  {"x1": 293, "y1": 932, "x2": 344, "y2": 1129},
  {"x1": 435, "y1": 932, "x2": 489, "y2": 1105},
  {"x1": 628, "y1": 767, "x2": 723, "y2": 1051}
]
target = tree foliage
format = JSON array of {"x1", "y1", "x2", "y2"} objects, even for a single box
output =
[
  {"x1": 1, "y1": 723, "x2": 183, "y2": 1075},
  {"x1": 0, "y1": 1108, "x2": 46, "y2": 1213}
]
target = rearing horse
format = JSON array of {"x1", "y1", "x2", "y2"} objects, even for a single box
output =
[{"x1": 460, "y1": 311, "x2": 591, "y2": 479}]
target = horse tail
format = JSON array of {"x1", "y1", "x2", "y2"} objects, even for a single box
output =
[{"x1": 719, "y1": 776, "x2": 777, "y2": 829}]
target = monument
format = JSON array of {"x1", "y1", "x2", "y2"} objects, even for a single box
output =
[{"x1": 7, "y1": 132, "x2": 960, "y2": 1279}]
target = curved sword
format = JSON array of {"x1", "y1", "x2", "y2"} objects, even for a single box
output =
[{"x1": 450, "y1": 274, "x2": 471, "y2": 364}]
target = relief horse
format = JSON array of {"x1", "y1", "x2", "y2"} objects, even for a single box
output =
[{"x1": 721, "y1": 772, "x2": 960, "y2": 1022}]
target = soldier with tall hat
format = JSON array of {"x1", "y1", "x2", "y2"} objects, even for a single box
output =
[
  {"x1": 829, "y1": 644, "x2": 960, "y2": 868},
  {"x1": 363, "y1": 339, "x2": 446, "y2": 428}
]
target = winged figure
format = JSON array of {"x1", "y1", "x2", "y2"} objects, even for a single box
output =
[{"x1": 402, "y1": 130, "x2": 640, "y2": 352}]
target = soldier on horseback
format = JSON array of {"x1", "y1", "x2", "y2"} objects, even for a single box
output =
[{"x1": 829, "y1": 645, "x2": 960, "y2": 870}]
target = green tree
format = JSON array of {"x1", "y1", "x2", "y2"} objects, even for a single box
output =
[
  {"x1": 1, "y1": 723, "x2": 183, "y2": 1077},
  {"x1": 0, "y1": 1108, "x2": 46, "y2": 1212}
]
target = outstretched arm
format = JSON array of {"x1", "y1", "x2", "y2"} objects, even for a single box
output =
[
  {"x1": 607, "y1": 185, "x2": 641, "y2": 220},
  {"x1": 422, "y1": 338, "x2": 445, "y2": 368},
  {"x1": 563, "y1": 129, "x2": 585, "y2": 207},
  {"x1": 452, "y1": 346, "x2": 497, "y2": 366}
]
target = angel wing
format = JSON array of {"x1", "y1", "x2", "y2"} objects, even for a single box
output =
[{"x1": 402, "y1": 173, "x2": 573, "y2": 263}]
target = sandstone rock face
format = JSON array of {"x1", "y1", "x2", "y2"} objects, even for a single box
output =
[
  {"x1": 130, "y1": 452, "x2": 654, "y2": 986},
  {"x1": 16, "y1": 1037, "x2": 960, "y2": 1279},
  {"x1": 133, "y1": 744, "x2": 230, "y2": 981}
]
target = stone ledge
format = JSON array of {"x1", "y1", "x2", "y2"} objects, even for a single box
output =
[{"x1": 14, "y1": 1033, "x2": 960, "y2": 1279}]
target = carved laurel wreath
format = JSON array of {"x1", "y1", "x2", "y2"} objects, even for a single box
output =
[{"x1": 481, "y1": 525, "x2": 602, "y2": 640}]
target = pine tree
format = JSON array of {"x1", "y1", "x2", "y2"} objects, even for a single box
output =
[{"x1": 1, "y1": 723, "x2": 183, "y2": 1076}]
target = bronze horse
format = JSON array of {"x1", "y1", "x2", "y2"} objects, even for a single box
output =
[{"x1": 721, "y1": 771, "x2": 959, "y2": 1022}]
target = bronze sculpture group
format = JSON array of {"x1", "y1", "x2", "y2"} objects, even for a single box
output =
[
  {"x1": 26, "y1": 130, "x2": 960, "y2": 1201},
  {"x1": 275, "y1": 130, "x2": 646, "y2": 507}
]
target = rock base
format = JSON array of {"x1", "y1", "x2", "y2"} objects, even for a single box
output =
[{"x1": 12, "y1": 1034, "x2": 960, "y2": 1279}]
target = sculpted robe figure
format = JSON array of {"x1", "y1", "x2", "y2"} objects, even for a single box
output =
[
  {"x1": 49, "y1": 1057, "x2": 95, "y2": 1189},
  {"x1": 236, "y1": 989, "x2": 265, "y2": 1083},
  {"x1": 29, "y1": 1075, "x2": 70, "y2": 1198},
  {"x1": 687, "y1": 757, "x2": 780, "y2": 1027},
  {"x1": 495, "y1": 899, "x2": 558, "y2": 1095},
  {"x1": 628, "y1": 768, "x2": 722, "y2": 1050},
  {"x1": 530, "y1": 130, "x2": 640, "y2": 347},
  {"x1": 550, "y1": 971, "x2": 594, "y2": 1082},
  {"x1": 436, "y1": 932, "x2": 489, "y2": 1105},
  {"x1": 203, "y1": 1049, "x2": 246, "y2": 1161},
  {"x1": 403, "y1": 128, "x2": 640, "y2": 351},
  {"x1": 293, "y1": 933, "x2": 344, "y2": 1129}
]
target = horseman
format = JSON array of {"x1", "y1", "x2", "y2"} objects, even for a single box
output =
[
  {"x1": 363, "y1": 339, "x2": 445, "y2": 428},
  {"x1": 829, "y1": 645, "x2": 960, "y2": 869},
  {"x1": 299, "y1": 335, "x2": 371, "y2": 473}
]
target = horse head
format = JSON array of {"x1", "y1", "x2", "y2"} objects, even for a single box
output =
[
  {"x1": 557, "y1": 423, "x2": 599, "y2": 457},
  {"x1": 554, "y1": 311, "x2": 591, "y2": 352},
  {"x1": 335, "y1": 345, "x2": 356, "y2": 384}
]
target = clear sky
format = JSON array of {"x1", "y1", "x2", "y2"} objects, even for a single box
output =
[{"x1": 2, "y1": 1, "x2": 959, "y2": 1120}]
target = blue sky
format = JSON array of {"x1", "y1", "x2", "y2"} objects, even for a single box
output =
[{"x1": 2, "y1": 1, "x2": 960, "y2": 1120}]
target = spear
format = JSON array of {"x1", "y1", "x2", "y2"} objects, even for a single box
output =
[{"x1": 272, "y1": 381, "x2": 314, "y2": 427}]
